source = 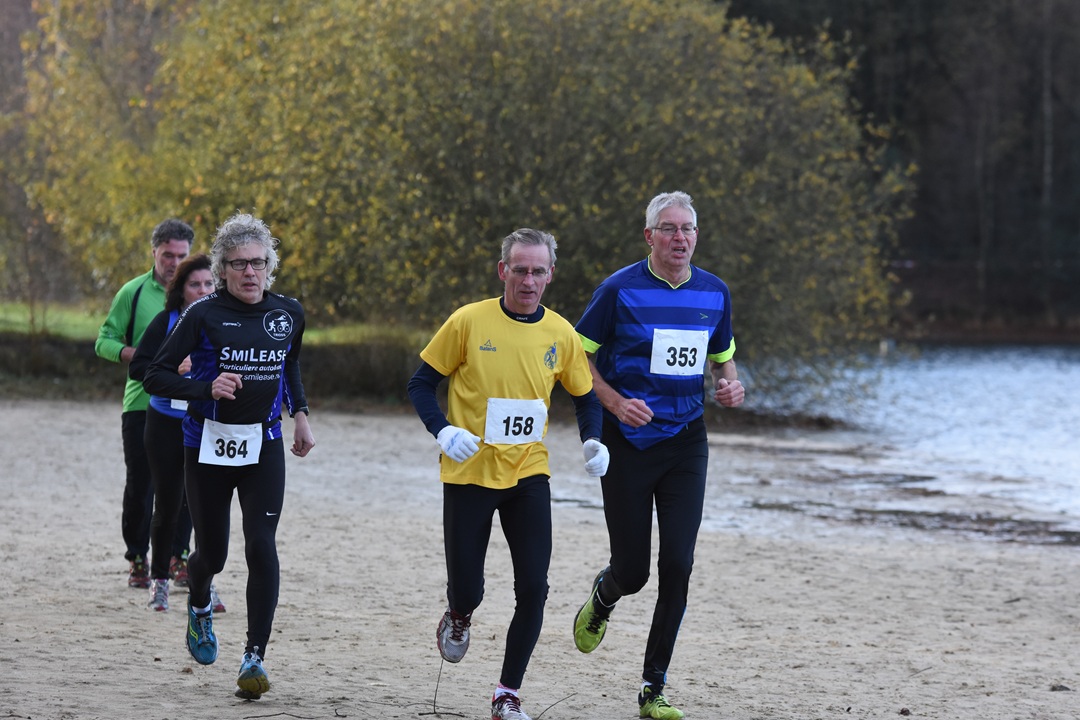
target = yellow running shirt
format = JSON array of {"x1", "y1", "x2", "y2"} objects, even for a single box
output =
[{"x1": 420, "y1": 298, "x2": 594, "y2": 489}]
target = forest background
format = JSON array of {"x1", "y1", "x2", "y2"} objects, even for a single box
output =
[{"x1": 0, "y1": 0, "x2": 1077, "y2": 411}]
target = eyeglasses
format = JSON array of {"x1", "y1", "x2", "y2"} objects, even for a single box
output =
[
  {"x1": 226, "y1": 257, "x2": 268, "y2": 271},
  {"x1": 651, "y1": 224, "x2": 698, "y2": 238},
  {"x1": 509, "y1": 267, "x2": 550, "y2": 279}
]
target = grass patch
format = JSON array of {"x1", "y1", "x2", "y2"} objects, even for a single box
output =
[
  {"x1": 0, "y1": 302, "x2": 104, "y2": 340},
  {"x1": 0, "y1": 301, "x2": 434, "y2": 347}
]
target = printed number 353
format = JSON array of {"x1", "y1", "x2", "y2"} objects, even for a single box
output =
[{"x1": 666, "y1": 346, "x2": 698, "y2": 367}]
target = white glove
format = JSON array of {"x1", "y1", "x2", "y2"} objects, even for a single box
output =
[
  {"x1": 437, "y1": 425, "x2": 481, "y2": 463},
  {"x1": 582, "y1": 438, "x2": 610, "y2": 477}
]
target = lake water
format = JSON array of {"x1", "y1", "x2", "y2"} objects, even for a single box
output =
[
  {"x1": 552, "y1": 344, "x2": 1080, "y2": 542},
  {"x1": 826, "y1": 344, "x2": 1080, "y2": 516}
]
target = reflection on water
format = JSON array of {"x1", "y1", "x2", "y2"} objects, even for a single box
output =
[
  {"x1": 822, "y1": 344, "x2": 1080, "y2": 519},
  {"x1": 552, "y1": 344, "x2": 1080, "y2": 543}
]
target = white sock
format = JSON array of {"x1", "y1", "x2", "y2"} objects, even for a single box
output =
[
  {"x1": 494, "y1": 683, "x2": 519, "y2": 700},
  {"x1": 192, "y1": 602, "x2": 212, "y2": 615}
]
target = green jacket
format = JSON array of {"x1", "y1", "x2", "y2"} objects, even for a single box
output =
[{"x1": 95, "y1": 269, "x2": 167, "y2": 412}]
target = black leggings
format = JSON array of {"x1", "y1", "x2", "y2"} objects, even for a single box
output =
[
  {"x1": 184, "y1": 439, "x2": 285, "y2": 656},
  {"x1": 443, "y1": 475, "x2": 551, "y2": 690},
  {"x1": 600, "y1": 417, "x2": 708, "y2": 689},
  {"x1": 120, "y1": 411, "x2": 153, "y2": 561},
  {"x1": 144, "y1": 406, "x2": 194, "y2": 579}
]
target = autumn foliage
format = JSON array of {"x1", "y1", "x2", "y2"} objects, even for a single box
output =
[{"x1": 18, "y1": 0, "x2": 912, "y2": 377}]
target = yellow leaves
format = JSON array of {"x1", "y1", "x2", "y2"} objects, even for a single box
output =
[{"x1": 18, "y1": 0, "x2": 911, "y2": 344}]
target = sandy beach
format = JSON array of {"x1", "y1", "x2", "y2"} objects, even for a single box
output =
[{"x1": 1, "y1": 399, "x2": 1076, "y2": 719}]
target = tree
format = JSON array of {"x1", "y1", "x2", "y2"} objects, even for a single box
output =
[
  {"x1": 20, "y1": 0, "x2": 195, "y2": 296},
  {"x1": 0, "y1": 0, "x2": 71, "y2": 331},
  {"x1": 22, "y1": 0, "x2": 912, "y2": 405},
  {"x1": 726, "y1": 0, "x2": 1080, "y2": 331}
]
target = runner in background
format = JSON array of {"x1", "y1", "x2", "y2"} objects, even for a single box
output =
[
  {"x1": 129, "y1": 252, "x2": 225, "y2": 614},
  {"x1": 95, "y1": 219, "x2": 195, "y2": 589}
]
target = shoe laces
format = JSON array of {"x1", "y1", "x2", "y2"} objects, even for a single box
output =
[
  {"x1": 447, "y1": 612, "x2": 470, "y2": 642},
  {"x1": 585, "y1": 608, "x2": 606, "y2": 634},
  {"x1": 644, "y1": 690, "x2": 673, "y2": 709},
  {"x1": 242, "y1": 647, "x2": 263, "y2": 669},
  {"x1": 192, "y1": 610, "x2": 213, "y2": 643},
  {"x1": 494, "y1": 693, "x2": 523, "y2": 715},
  {"x1": 585, "y1": 592, "x2": 609, "y2": 633}
]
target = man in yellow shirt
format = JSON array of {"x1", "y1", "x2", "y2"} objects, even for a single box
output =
[{"x1": 407, "y1": 228, "x2": 609, "y2": 720}]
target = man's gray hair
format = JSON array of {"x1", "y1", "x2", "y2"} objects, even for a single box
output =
[
  {"x1": 210, "y1": 212, "x2": 280, "y2": 290},
  {"x1": 645, "y1": 191, "x2": 697, "y2": 229},
  {"x1": 501, "y1": 228, "x2": 557, "y2": 266}
]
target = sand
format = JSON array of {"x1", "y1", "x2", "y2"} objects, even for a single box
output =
[{"x1": 1, "y1": 399, "x2": 1076, "y2": 719}]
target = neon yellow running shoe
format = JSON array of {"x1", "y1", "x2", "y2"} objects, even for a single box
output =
[
  {"x1": 638, "y1": 686, "x2": 684, "y2": 720},
  {"x1": 638, "y1": 687, "x2": 684, "y2": 719},
  {"x1": 573, "y1": 566, "x2": 613, "y2": 653}
]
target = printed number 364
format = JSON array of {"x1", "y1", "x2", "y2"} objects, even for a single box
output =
[{"x1": 215, "y1": 438, "x2": 249, "y2": 459}]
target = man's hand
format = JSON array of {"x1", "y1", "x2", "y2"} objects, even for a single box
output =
[
  {"x1": 291, "y1": 412, "x2": 315, "y2": 457},
  {"x1": 582, "y1": 438, "x2": 610, "y2": 477},
  {"x1": 714, "y1": 377, "x2": 745, "y2": 408},
  {"x1": 437, "y1": 425, "x2": 481, "y2": 463},
  {"x1": 616, "y1": 397, "x2": 653, "y2": 427},
  {"x1": 211, "y1": 372, "x2": 243, "y2": 401}
]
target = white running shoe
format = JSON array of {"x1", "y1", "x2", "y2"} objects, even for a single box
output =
[
  {"x1": 210, "y1": 583, "x2": 226, "y2": 613},
  {"x1": 492, "y1": 693, "x2": 532, "y2": 720},
  {"x1": 436, "y1": 608, "x2": 471, "y2": 663},
  {"x1": 148, "y1": 578, "x2": 169, "y2": 612}
]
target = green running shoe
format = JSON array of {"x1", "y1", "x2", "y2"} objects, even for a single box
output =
[
  {"x1": 186, "y1": 598, "x2": 218, "y2": 665},
  {"x1": 638, "y1": 686, "x2": 684, "y2": 720},
  {"x1": 235, "y1": 647, "x2": 271, "y2": 699},
  {"x1": 573, "y1": 566, "x2": 613, "y2": 653}
]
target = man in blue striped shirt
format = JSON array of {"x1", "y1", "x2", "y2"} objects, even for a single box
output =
[{"x1": 572, "y1": 191, "x2": 745, "y2": 720}]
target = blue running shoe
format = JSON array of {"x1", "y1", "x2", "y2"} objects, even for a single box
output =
[
  {"x1": 186, "y1": 598, "x2": 218, "y2": 665},
  {"x1": 235, "y1": 647, "x2": 271, "y2": 699}
]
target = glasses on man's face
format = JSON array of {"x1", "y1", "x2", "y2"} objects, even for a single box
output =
[
  {"x1": 509, "y1": 266, "x2": 550, "y2": 279},
  {"x1": 226, "y1": 257, "x2": 268, "y2": 271},
  {"x1": 652, "y1": 224, "x2": 698, "y2": 238}
]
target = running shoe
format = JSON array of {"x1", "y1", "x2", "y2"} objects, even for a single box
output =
[
  {"x1": 169, "y1": 552, "x2": 190, "y2": 588},
  {"x1": 128, "y1": 556, "x2": 151, "y2": 589},
  {"x1": 147, "y1": 578, "x2": 169, "y2": 612},
  {"x1": 186, "y1": 598, "x2": 218, "y2": 665},
  {"x1": 210, "y1": 583, "x2": 227, "y2": 613},
  {"x1": 235, "y1": 647, "x2": 271, "y2": 699},
  {"x1": 638, "y1": 686, "x2": 684, "y2": 720},
  {"x1": 491, "y1": 693, "x2": 532, "y2": 720},
  {"x1": 573, "y1": 566, "x2": 613, "y2": 653},
  {"x1": 436, "y1": 608, "x2": 471, "y2": 663}
]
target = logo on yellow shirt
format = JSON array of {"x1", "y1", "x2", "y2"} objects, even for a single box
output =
[{"x1": 544, "y1": 342, "x2": 557, "y2": 370}]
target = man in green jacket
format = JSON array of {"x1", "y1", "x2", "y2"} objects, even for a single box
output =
[{"x1": 95, "y1": 219, "x2": 194, "y2": 589}]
